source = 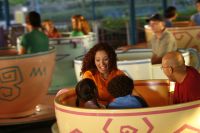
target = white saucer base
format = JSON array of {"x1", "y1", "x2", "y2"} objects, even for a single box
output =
[
  {"x1": 51, "y1": 122, "x2": 59, "y2": 133},
  {"x1": 0, "y1": 104, "x2": 55, "y2": 126}
]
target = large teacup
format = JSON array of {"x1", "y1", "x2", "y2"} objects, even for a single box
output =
[
  {"x1": 49, "y1": 32, "x2": 97, "y2": 53},
  {"x1": 145, "y1": 25, "x2": 200, "y2": 51},
  {"x1": 54, "y1": 79, "x2": 200, "y2": 133},
  {"x1": 0, "y1": 46, "x2": 56, "y2": 118},
  {"x1": 74, "y1": 48, "x2": 199, "y2": 81}
]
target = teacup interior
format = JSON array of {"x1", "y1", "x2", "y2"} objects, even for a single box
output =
[{"x1": 55, "y1": 79, "x2": 171, "y2": 108}]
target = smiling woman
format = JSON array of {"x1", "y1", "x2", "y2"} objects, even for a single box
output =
[{"x1": 81, "y1": 43, "x2": 125, "y2": 103}]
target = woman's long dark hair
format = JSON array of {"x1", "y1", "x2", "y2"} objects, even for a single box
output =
[{"x1": 81, "y1": 42, "x2": 117, "y2": 75}]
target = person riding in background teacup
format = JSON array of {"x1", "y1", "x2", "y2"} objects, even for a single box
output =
[
  {"x1": 70, "y1": 15, "x2": 91, "y2": 37},
  {"x1": 42, "y1": 20, "x2": 61, "y2": 38}
]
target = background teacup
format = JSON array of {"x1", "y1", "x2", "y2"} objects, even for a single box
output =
[{"x1": 0, "y1": 46, "x2": 56, "y2": 118}]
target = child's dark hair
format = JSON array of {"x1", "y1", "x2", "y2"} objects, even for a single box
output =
[
  {"x1": 75, "y1": 78, "x2": 101, "y2": 108},
  {"x1": 196, "y1": 0, "x2": 200, "y2": 4},
  {"x1": 164, "y1": 6, "x2": 177, "y2": 19},
  {"x1": 26, "y1": 11, "x2": 41, "y2": 27},
  {"x1": 107, "y1": 75, "x2": 134, "y2": 98}
]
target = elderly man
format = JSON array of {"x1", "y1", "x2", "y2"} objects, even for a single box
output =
[
  {"x1": 118, "y1": 13, "x2": 177, "y2": 64},
  {"x1": 161, "y1": 51, "x2": 200, "y2": 104},
  {"x1": 18, "y1": 11, "x2": 49, "y2": 54}
]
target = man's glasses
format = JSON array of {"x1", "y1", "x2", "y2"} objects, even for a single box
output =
[{"x1": 160, "y1": 66, "x2": 171, "y2": 70}]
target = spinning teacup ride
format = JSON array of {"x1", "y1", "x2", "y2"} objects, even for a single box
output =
[
  {"x1": 54, "y1": 79, "x2": 200, "y2": 133},
  {"x1": 52, "y1": 47, "x2": 200, "y2": 133},
  {"x1": 145, "y1": 24, "x2": 200, "y2": 51}
]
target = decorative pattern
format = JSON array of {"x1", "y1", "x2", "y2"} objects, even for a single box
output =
[
  {"x1": 120, "y1": 125, "x2": 138, "y2": 133},
  {"x1": 103, "y1": 118, "x2": 113, "y2": 133},
  {"x1": 143, "y1": 117, "x2": 153, "y2": 133},
  {"x1": 0, "y1": 66, "x2": 23, "y2": 101},
  {"x1": 30, "y1": 67, "x2": 46, "y2": 77},
  {"x1": 174, "y1": 124, "x2": 200, "y2": 133},
  {"x1": 195, "y1": 31, "x2": 200, "y2": 40},
  {"x1": 70, "y1": 128, "x2": 83, "y2": 133},
  {"x1": 173, "y1": 31, "x2": 193, "y2": 48}
]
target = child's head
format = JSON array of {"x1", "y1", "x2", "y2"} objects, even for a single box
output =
[
  {"x1": 164, "y1": 6, "x2": 177, "y2": 20},
  {"x1": 75, "y1": 78, "x2": 99, "y2": 107},
  {"x1": 196, "y1": 0, "x2": 200, "y2": 12},
  {"x1": 107, "y1": 75, "x2": 134, "y2": 98}
]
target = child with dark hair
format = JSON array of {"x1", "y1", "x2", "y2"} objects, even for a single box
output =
[
  {"x1": 75, "y1": 78, "x2": 105, "y2": 109},
  {"x1": 107, "y1": 75, "x2": 148, "y2": 109},
  {"x1": 18, "y1": 11, "x2": 49, "y2": 55},
  {"x1": 164, "y1": 6, "x2": 177, "y2": 27},
  {"x1": 191, "y1": 0, "x2": 200, "y2": 26}
]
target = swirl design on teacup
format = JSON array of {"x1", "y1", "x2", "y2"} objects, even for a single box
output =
[{"x1": 0, "y1": 66, "x2": 23, "y2": 101}]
